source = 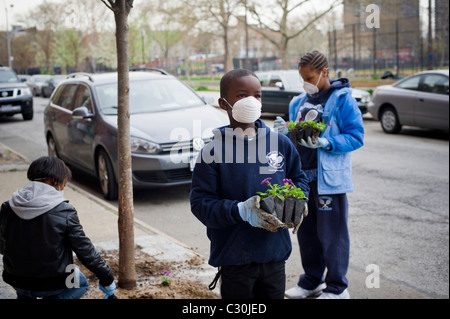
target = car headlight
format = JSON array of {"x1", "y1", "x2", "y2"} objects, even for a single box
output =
[
  {"x1": 19, "y1": 88, "x2": 32, "y2": 96},
  {"x1": 361, "y1": 95, "x2": 371, "y2": 104},
  {"x1": 130, "y1": 137, "x2": 161, "y2": 154}
]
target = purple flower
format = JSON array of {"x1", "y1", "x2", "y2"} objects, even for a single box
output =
[
  {"x1": 261, "y1": 177, "x2": 272, "y2": 185},
  {"x1": 163, "y1": 270, "x2": 170, "y2": 276}
]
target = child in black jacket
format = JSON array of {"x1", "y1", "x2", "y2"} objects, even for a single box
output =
[
  {"x1": 0, "y1": 156, "x2": 115, "y2": 299},
  {"x1": 190, "y1": 69, "x2": 309, "y2": 299}
]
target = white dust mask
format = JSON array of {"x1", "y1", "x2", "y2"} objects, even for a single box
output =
[
  {"x1": 226, "y1": 96, "x2": 262, "y2": 124},
  {"x1": 303, "y1": 70, "x2": 323, "y2": 95}
]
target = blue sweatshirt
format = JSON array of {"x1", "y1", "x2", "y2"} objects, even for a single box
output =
[{"x1": 190, "y1": 119, "x2": 309, "y2": 267}]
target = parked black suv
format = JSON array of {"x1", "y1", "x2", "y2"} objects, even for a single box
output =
[{"x1": 0, "y1": 67, "x2": 33, "y2": 120}]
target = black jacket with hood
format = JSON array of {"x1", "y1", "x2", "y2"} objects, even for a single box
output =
[{"x1": 0, "y1": 181, "x2": 114, "y2": 291}]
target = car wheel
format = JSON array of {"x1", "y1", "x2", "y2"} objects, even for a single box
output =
[
  {"x1": 97, "y1": 149, "x2": 118, "y2": 200},
  {"x1": 22, "y1": 108, "x2": 33, "y2": 121},
  {"x1": 380, "y1": 106, "x2": 402, "y2": 134},
  {"x1": 47, "y1": 134, "x2": 58, "y2": 157}
]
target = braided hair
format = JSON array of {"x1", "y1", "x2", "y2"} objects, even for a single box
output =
[{"x1": 298, "y1": 50, "x2": 329, "y2": 73}]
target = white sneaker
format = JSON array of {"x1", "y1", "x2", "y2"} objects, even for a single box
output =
[
  {"x1": 285, "y1": 283, "x2": 326, "y2": 299},
  {"x1": 316, "y1": 289, "x2": 350, "y2": 299}
]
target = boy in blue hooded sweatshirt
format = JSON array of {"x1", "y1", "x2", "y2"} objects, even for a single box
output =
[
  {"x1": 190, "y1": 69, "x2": 309, "y2": 299},
  {"x1": 274, "y1": 51, "x2": 364, "y2": 299}
]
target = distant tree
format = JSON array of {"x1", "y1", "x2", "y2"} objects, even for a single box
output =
[
  {"x1": 18, "y1": 1, "x2": 65, "y2": 72},
  {"x1": 247, "y1": 0, "x2": 343, "y2": 69},
  {"x1": 204, "y1": 0, "x2": 242, "y2": 73},
  {"x1": 54, "y1": 28, "x2": 82, "y2": 73},
  {"x1": 66, "y1": 0, "x2": 114, "y2": 72},
  {"x1": 139, "y1": 0, "x2": 184, "y2": 69}
]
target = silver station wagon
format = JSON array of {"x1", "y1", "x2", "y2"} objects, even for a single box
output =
[
  {"x1": 44, "y1": 70, "x2": 228, "y2": 200},
  {"x1": 368, "y1": 70, "x2": 449, "y2": 134}
]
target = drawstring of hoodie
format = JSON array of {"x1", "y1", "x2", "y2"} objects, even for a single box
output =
[{"x1": 208, "y1": 268, "x2": 222, "y2": 291}]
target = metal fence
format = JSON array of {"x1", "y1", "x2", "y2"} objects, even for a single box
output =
[{"x1": 327, "y1": 17, "x2": 449, "y2": 78}]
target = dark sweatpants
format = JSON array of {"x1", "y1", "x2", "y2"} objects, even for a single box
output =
[
  {"x1": 220, "y1": 261, "x2": 286, "y2": 299},
  {"x1": 297, "y1": 180, "x2": 350, "y2": 294}
]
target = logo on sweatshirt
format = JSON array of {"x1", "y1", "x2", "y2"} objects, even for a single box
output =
[{"x1": 266, "y1": 151, "x2": 284, "y2": 171}]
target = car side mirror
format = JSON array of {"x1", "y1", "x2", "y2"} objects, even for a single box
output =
[
  {"x1": 275, "y1": 81, "x2": 284, "y2": 90},
  {"x1": 72, "y1": 106, "x2": 94, "y2": 120}
]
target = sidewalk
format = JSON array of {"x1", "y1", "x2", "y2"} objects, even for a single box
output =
[{"x1": 0, "y1": 143, "x2": 216, "y2": 299}]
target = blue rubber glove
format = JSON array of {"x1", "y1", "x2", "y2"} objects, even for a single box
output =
[
  {"x1": 273, "y1": 116, "x2": 288, "y2": 135},
  {"x1": 237, "y1": 195, "x2": 283, "y2": 232},
  {"x1": 300, "y1": 136, "x2": 331, "y2": 150},
  {"x1": 99, "y1": 281, "x2": 116, "y2": 299}
]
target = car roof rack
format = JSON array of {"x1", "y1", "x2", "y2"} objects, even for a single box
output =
[
  {"x1": 66, "y1": 72, "x2": 94, "y2": 82},
  {"x1": 129, "y1": 67, "x2": 169, "y2": 75}
]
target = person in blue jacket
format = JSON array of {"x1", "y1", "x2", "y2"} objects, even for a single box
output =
[
  {"x1": 274, "y1": 51, "x2": 364, "y2": 299},
  {"x1": 190, "y1": 69, "x2": 310, "y2": 299}
]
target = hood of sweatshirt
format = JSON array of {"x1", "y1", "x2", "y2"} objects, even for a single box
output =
[
  {"x1": 8, "y1": 181, "x2": 67, "y2": 220},
  {"x1": 306, "y1": 78, "x2": 351, "y2": 106}
]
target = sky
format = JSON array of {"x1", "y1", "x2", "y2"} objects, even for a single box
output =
[{"x1": 1, "y1": 0, "x2": 433, "y2": 31}]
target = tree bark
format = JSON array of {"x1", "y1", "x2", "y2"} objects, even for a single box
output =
[{"x1": 104, "y1": 0, "x2": 137, "y2": 289}]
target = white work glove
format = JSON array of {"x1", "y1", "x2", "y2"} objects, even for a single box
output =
[
  {"x1": 292, "y1": 201, "x2": 308, "y2": 234},
  {"x1": 273, "y1": 116, "x2": 288, "y2": 135},
  {"x1": 300, "y1": 136, "x2": 330, "y2": 150},
  {"x1": 237, "y1": 195, "x2": 284, "y2": 232}
]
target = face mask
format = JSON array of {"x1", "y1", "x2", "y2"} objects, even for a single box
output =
[
  {"x1": 224, "y1": 96, "x2": 262, "y2": 124},
  {"x1": 303, "y1": 70, "x2": 323, "y2": 95}
]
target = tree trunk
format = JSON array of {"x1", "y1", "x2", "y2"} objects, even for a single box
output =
[
  {"x1": 280, "y1": 40, "x2": 289, "y2": 70},
  {"x1": 111, "y1": 0, "x2": 137, "y2": 289},
  {"x1": 223, "y1": 29, "x2": 231, "y2": 73}
]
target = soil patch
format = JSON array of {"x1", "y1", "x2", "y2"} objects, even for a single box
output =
[{"x1": 76, "y1": 248, "x2": 218, "y2": 299}]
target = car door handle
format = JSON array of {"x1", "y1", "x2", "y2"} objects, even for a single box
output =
[{"x1": 418, "y1": 98, "x2": 425, "y2": 102}]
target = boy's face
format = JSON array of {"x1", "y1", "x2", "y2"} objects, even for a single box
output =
[{"x1": 219, "y1": 75, "x2": 262, "y2": 118}]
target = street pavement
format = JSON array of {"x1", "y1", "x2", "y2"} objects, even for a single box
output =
[
  {"x1": 0, "y1": 130, "x2": 443, "y2": 300},
  {"x1": 0, "y1": 142, "x2": 216, "y2": 299}
]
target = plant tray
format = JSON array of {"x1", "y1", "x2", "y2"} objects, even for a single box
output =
[
  {"x1": 260, "y1": 195, "x2": 307, "y2": 228},
  {"x1": 288, "y1": 124, "x2": 321, "y2": 146}
]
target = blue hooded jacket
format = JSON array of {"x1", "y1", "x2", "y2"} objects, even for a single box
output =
[
  {"x1": 294, "y1": 79, "x2": 352, "y2": 170},
  {"x1": 289, "y1": 79, "x2": 365, "y2": 194},
  {"x1": 190, "y1": 119, "x2": 309, "y2": 267}
]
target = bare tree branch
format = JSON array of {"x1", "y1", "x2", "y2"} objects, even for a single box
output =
[
  {"x1": 288, "y1": 0, "x2": 342, "y2": 40},
  {"x1": 287, "y1": 0, "x2": 309, "y2": 14},
  {"x1": 126, "y1": 0, "x2": 134, "y2": 13},
  {"x1": 101, "y1": 0, "x2": 115, "y2": 12},
  {"x1": 246, "y1": 0, "x2": 343, "y2": 69}
]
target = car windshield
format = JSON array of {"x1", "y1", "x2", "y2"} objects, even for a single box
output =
[
  {"x1": 285, "y1": 72, "x2": 303, "y2": 90},
  {"x1": 96, "y1": 78, "x2": 205, "y2": 115},
  {"x1": 0, "y1": 70, "x2": 19, "y2": 83}
]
